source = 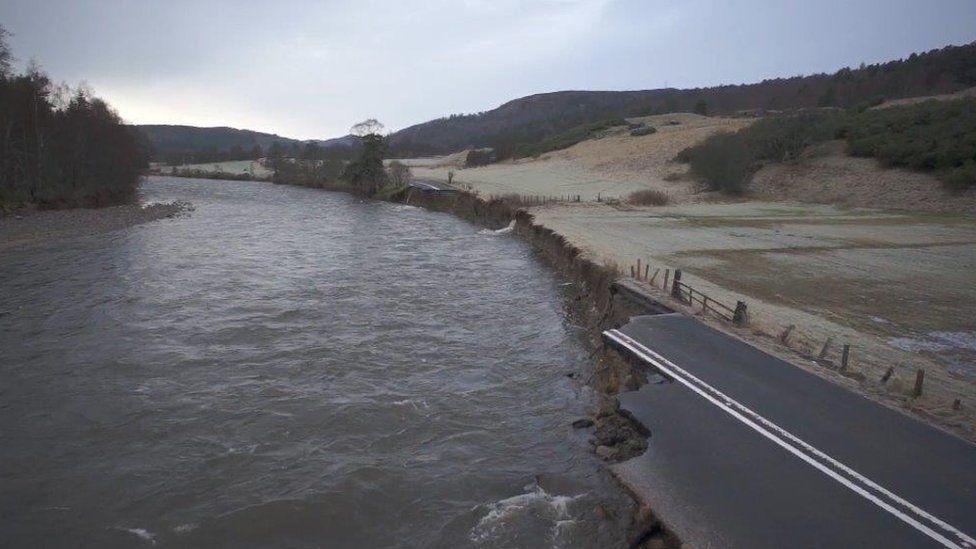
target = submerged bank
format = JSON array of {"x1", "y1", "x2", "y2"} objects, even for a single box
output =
[{"x1": 0, "y1": 200, "x2": 190, "y2": 252}]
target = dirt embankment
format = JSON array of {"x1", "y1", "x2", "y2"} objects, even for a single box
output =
[{"x1": 0, "y1": 201, "x2": 190, "y2": 251}]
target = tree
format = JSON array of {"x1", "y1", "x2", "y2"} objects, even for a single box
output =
[
  {"x1": 693, "y1": 99, "x2": 708, "y2": 116},
  {"x1": 267, "y1": 141, "x2": 285, "y2": 180},
  {"x1": 350, "y1": 118, "x2": 384, "y2": 138},
  {"x1": 0, "y1": 25, "x2": 12, "y2": 78},
  {"x1": 387, "y1": 160, "x2": 412, "y2": 187},
  {"x1": 342, "y1": 119, "x2": 388, "y2": 195}
]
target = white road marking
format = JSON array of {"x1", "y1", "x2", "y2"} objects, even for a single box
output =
[{"x1": 604, "y1": 328, "x2": 975, "y2": 549}]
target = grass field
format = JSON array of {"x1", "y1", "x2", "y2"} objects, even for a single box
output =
[{"x1": 174, "y1": 160, "x2": 272, "y2": 177}]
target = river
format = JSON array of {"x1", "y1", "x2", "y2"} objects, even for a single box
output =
[{"x1": 0, "y1": 176, "x2": 630, "y2": 548}]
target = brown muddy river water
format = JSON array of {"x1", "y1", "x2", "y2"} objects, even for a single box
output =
[{"x1": 0, "y1": 176, "x2": 630, "y2": 548}]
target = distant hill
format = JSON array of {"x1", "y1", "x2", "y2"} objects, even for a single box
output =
[
  {"x1": 135, "y1": 125, "x2": 302, "y2": 157},
  {"x1": 388, "y1": 41, "x2": 976, "y2": 158},
  {"x1": 134, "y1": 125, "x2": 360, "y2": 163}
]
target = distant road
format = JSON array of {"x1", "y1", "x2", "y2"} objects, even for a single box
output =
[
  {"x1": 407, "y1": 178, "x2": 456, "y2": 192},
  {"x1": 605, "y1": 313, "x2": 976, "y2": 549}
]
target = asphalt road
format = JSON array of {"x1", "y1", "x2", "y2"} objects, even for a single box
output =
[
  {"x1": 407, "y1": 178, "x2": 456, "y2": 192},
  {"x1": 604, "y1": 313, "x2": 976, "y2": 549}
]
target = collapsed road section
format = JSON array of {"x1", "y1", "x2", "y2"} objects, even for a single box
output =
[{"x1": 604, "y1": 313, "x2": 976, "y2": 549}]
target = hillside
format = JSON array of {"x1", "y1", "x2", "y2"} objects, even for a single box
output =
[
  {"x1": 135, "y1": 125, "x2": 303, "y2": 157},
  {"x1": 135, "y1": 125, "x2": 358, "y2": 161},
  {"x1": 389, "y1": 41, "x2": 976, "y2": 157}
]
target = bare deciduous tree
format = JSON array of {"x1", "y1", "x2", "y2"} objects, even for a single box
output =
[
  {"x1": 387, "y1": 160, "x2": 412, "y2": 187},
  {"x1": 350, "y1": 118, "x2": 384, "y2": 138}
]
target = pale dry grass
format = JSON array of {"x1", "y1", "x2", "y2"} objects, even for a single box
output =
[
  {"x1": 874, "y1": 86, "x2": 976, "y2": 109},
  {"x1": 409, "y1": 113, "x2": 750, "y2": 201}
]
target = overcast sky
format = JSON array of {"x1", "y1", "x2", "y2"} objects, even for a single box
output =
[{"x1": 2, "y1": 0, "x2": 975, "y2": 139}]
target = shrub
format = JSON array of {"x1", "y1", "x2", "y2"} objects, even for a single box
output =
[
  {"x1": 627, "y1": 189, "x2": 670, "y2": 205},
  {"x1": 465, "y1": 148, "x2": 494, "y2": 167},
  {"x1": 387, "y1": 160, "x2": 412, "y2": 187},
  {"x1": 676, "y1": 110, "x2": 845, "y2": 193},
  {"x1": 685, "y1": 132, "x2": 754, "y2": 193},
  {"x1": 694, "y1": 99, "x2": 708, "y2": 116},
  {"x1": 514, "y1": 118, "x2": 627, "y2": 158},
  {"x1": 630, "y1": 126, "x2": 657, "y2": 137},
  {"x1": 845, "y1": 98, "x2": 976, "y2": 189}
]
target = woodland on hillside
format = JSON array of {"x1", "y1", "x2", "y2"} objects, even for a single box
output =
[{"x1": 387, "y1": 42, "x2": 976, "y2": 159}]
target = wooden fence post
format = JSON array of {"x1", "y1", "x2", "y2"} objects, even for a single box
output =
[
  {"x1": 881, "y1": 366, "x2": 894, "y2": 383},
  {"x1": 733, "y1": 301, "x2": 748, "y2": 326},
  {"x1": 671, "y1": 269, "x2": 682, "y2": 298},
  {"x1": 818, "y1": 337, "x2": 833, "y2": 359},
  {"x1": 644, "y1": 264, "x2": 649, "y2": 280},
  {"x1": 630, "y1": 265, "x2": 635, "y2": 278},
  {"x1": 913, "y1": 369, "x2": 925, "y2": 397},
  {"x1": 637, "y1": 259, "x2": 641, "y2": 280},
  {"x1": 663, "y1": 269, "x2": 670, "y2": 291},
  {"x1": 841, "y1": 344, "x2": 851, "y2": 371}
]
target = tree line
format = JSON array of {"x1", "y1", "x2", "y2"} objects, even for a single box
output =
[{"x1": 0, "y1": 26, "x2": 148, "y2": 209}]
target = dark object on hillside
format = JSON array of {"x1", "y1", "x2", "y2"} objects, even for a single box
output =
[
  {"x1": 630, "y1": 126, "x2": 657, "y2": 137},
  {"x1": 514, "y1": 118, "x2": 627, "y2": 158}
]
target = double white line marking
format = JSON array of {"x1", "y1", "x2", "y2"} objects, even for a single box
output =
[{"x1": 603, "y1": 328, "x2": 975, "y2": 549}]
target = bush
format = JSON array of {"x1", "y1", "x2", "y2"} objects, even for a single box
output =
[
  {"x1": 682, "y1": 132, "x2": 754, "y2": 193},
  {"x1": 630, "y1": 126, "x2": 657, "y2": 137},
  {"x1": 676, "y1": 110, "x2": 845, "y2": 193},
  {"x1": 387, "y1": 160, "x2": 412, "y2": 187},
  {"x1": 747, "y1": 110, "x2": 846, "y2": 162},
  {"x1": 846, "y1": 98, "x2": 976, "y2": 189},
  {"x1": 464, "y1": 148, "x2": 494, "y2": 167},
  {"x1": 514, "y1": 118, "x2": 627, "y2": 158},
  {"x1": 627, "y1": 189, "x2": 670, "y2": 205}
]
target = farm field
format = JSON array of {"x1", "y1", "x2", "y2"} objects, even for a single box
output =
[{"x1": 174, "y1": 160, "x2": 272, "y2": 177}]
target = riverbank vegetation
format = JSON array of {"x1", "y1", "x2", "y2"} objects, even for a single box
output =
[
  {"x1": 677, "y1": 98, "x2": 976, "y2": 193},
  {"x1": 0, "y1": 27, "x2": 148, "y2": 210}
]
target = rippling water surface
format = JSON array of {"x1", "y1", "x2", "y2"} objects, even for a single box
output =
[{"x1": 0, "y1": 177, "x2": 629, "y2": 547}]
